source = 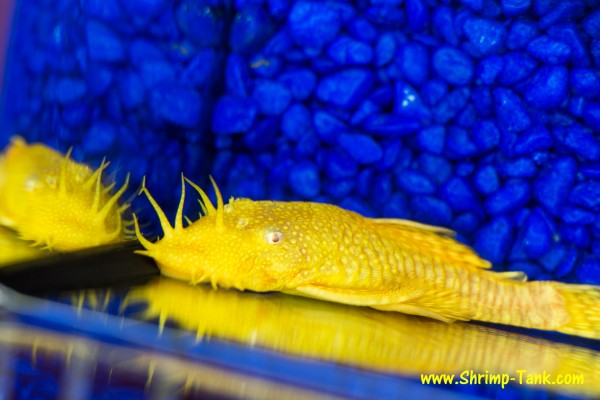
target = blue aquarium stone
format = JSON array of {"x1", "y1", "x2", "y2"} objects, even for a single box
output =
[
  {"x1": 176, "y1": 0, "x2": 224, "y2": 47},
  {"x1": 446, "y1": 126, "x2": 480, "y2": 159},
  {"x1": 212, "y1": 95, "x2": 258, "y2": 134},
  {"x1": 85, "y1": 20, "x2": 124, "y2": 62},
  {"x1": 507, "y1": 20, "x2": 538, "y2": 50},
  {"x1": 512, "y1": 124, "x2": 553, "y2": 155},
  {"x1": 547, "y1": 23, "x2": 591, "y2": 67},
  {"x1": 538, "y1": 0, "x2": 585, "y2": 30},
  {"x1": 54, "y1": 78, "x2": 87, "y2": 104},
  {"x1": 363, "y1": 114, "x2": 421, "y2": 137},
  {"x1": 244, "y1": 117, "x2": 278, "y2": 150},
  {"x1": 151, "y1": 84, "x2": 202, "y2": 127},
  {"x1": 230, "y1": 5, "x2": 274, "y2": 54},
  {"x1": 570, "y1": 68, "x2": 600, "y2": 98},
  {"x1": 485, "y1": 179, "x2": 531, "y2": 215},
  {"x1": 522, "y1": 208, "x2": 553, "y2": 258},
  {"x1": 324, "y1": 178, "x2": 354, "y2": 200},
  {"x1": 501, "y1": 0, "x2": 531, "y2": 16},
  {"x1": 474, "y1": 216, "x2": 514, "y2": 264},
  {"x1": 552, "y1": 124, "x2": 600, "y2": 161},
  {"x1": 118, "y1": 72, "x2": 145, "y2": 109},
  {"x1": 62, "y1": 104, "x2": 90, "y2": 128},
  {"x1": 316, "y1": 68, "x2": 374, "y2": 109},
  {"x1": 397, "y1": 169, "x2": 436, "y2": 195},
  {"x1": 493, "y1": 88, "x2": 531, "y2": 132},
  {"x1": 410, "y1": 195, "x2": 452, "y2": 226},
  {"x1": 559, "y1": 224, "x2": 591, "y2": 248},
  {"x1": 417, "y1": 154, "x2": 452, "y2": 185},
  {"x1": 569, "y1": 181, "x2": 600, "y2": 211},
  {"x1": 421, "y1": 79, "x2": 448, "y2": 106},
  {"x1": 340, "y1": 197, "x2": 376, "y2": 218},
  {"x1": 406, "y1": 0, "x2": 429, "y2": 31},
  {"x1": 141, "y1": 60, "x2": 176, "y2": 88},
  {"x1": 313, "y1": 110, "x2": 346, "y2": 144},
  {"x1": 350, "y1": 99, "x2": 379, "y2": 126},
  {"x1": 263, "y1": 29, "x2": 292, "y2": 55},
  {"x1": 375, "y1": 33, "x2": 396, "y2": 66},
  {"x1": 498, "y1": 52, "x2": 537, "y2": 86},
  {"x1": 439, "y1": 177, "x2": 479, "y2": 212},
  {"x1": 348, "y1": 18, "x2": 377, "y2": 42},
  {"x1": 433, "y1": 88, "x2": 470, "y2": 124},
  {"x1": 325, "y1": 151, "x2": 358, "y2": 180},
  {"x1": 288, "y1": 1, "x2": 341, "y2": 49},
  {"x1": 583, "y1": 102, "x2": 600, "y2": 133},
  {"x1": 463, "y1": 17, "x2": 506, "y2": 56},
  {"x1": 472, "y1": 120, "x2": 500, "y2": 152},
  {"x1": 83, "y1": 120, "x2": 117, "y2": 154},
  {"x1": 289, "y1": 160, "x2": 320, "y2": 198},
  {"x1": 338, "y1": 133, "x2": 382, "y2": 164},
  {"x1": 580, "y1": 163, "x2": 600, "y2": 180},
  {"x1": 476, "y1": 55, "x2": 503, "y2": 84},
  {"x1": 82, "y1": 0, "x2": 122, "y2": 21},
  {"x1": 400, "y1": 43, "x2": 428, "y2": 84},
  {"x1": 327, "y1": 35, "x2": 373, "y2": 65},
  {"x1": 282, "y1": 103, "x2": 312, "y2": 141},
  {"x1": 527, "y1": 35, "x2": 571, "y2": 64},
  {"x1": 122, "y1": 0, "x2": 166, "y2": 23},
  {"x1": 417, "y1": 125, "x2": 445, "y2": 154},
  {"x1": 523, "y1": 65, "x2": 568, "y2": 109},
  {"x1": 393, "y1": 82, "x2": 429, "y2": 120},
  {"x1": 374, "y1": 140, "x2": 402, "y2": 171},
  {"x1": 277, "y1": 69, "x2": 317, "y2": 101},
  {"x1": 432, "y1": 6, "x2": 458, "y2": 45},
  {"x1": 584, "y1": 8, "x2": 600, "y2": 38},
  {"x1": 497, "y1": 157, "x2": 537, "y2": 178},
  {"x1": 252, "y1": 80, "x2": 292, "y2": 116},
  {"x1": 382, "y1": 193, "x2": 410, "y2": 219},
  {"x1": 433, "y1": 47, "x2": 474, "y2": 86},
  {"x1": 576, "y1": 257, "x2": 600, "y2": 285},
  {"x1": 534, "y1": 157, "x2": 577, "y2": 215},
  {"x1": 225, "y1": 54, "x2": 251, "y2": 97},
  {"x1": 451, "y1": 212, "x2": 481, "y2": 234},
  {"x1": 473, "y1": 165, "x2": 499, "y2": 195}
]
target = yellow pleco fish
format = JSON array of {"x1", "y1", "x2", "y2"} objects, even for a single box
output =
[
  {"x1": 0, "y1": 226, "x2": 48, "y2": 266},
  {"x1": 134, "y1": 176, "x2": 600, "y2": 340},
  {"x1": 0, "y1": 136, "x2": 130, "y2": 251}
]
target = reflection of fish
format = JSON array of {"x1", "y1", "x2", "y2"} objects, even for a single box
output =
[
  {"x1": 127, "y1": 277, "x2": 600, "y2": 397},
  {"x1": 0, "y1": 137, "x2": 129, "y2": 251},
  {"x1": 135, "y1": 177, "x2": 600, "y2": 339}
]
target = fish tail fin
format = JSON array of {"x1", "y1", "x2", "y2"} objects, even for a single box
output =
[{"x1": 553, "y1": 283, "x2": 600, "y2": 340}]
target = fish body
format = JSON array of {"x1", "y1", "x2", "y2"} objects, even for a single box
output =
[
  {"x1": 135, "y1": 177, "x2": 600, "y2": 339},
  {"x1": 0, "y1": 137, "x2": 129, "y2": 251}
]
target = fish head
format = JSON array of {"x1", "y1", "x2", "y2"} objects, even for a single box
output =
[{"x1": 135, "y1": 177, "x2": 310, "y2": 292}]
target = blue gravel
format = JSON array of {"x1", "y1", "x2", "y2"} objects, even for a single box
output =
[
  {"x1": 4, "y1": 0, "x2": 600, "y2": 287},
  {"x1": 432, "y1": 47, "x2": 473, "y2": 86}
]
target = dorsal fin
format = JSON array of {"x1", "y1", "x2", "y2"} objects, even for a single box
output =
[
  {"x1": 495, "y1": 271, "x2": 528, "y2": 282},
  {"x1": 370, "y1": 217, "x2": 491, "y2": 271},
  {"x1": 371, "y1": 218, "x2": 456, "y2": 236}
]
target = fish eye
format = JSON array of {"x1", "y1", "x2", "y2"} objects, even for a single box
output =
[{"x1": 265, "y1": 230, "x2": 283, "y2": 245}]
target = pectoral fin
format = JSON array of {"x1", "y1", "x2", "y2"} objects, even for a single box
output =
[{"x1": 285, "y1": 284, "x2": 421, "y2": 307}]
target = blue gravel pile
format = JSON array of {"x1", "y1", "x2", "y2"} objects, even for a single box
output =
[
  {"x1": 1, "y1": 0, "x2": 600, "y2": 285},
  {"x1": 211, "y1": 0, "x2": 600, "y2": 284},
  {"x1": 1, "y1": 0, "x2": 231, "y2": 222}
]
